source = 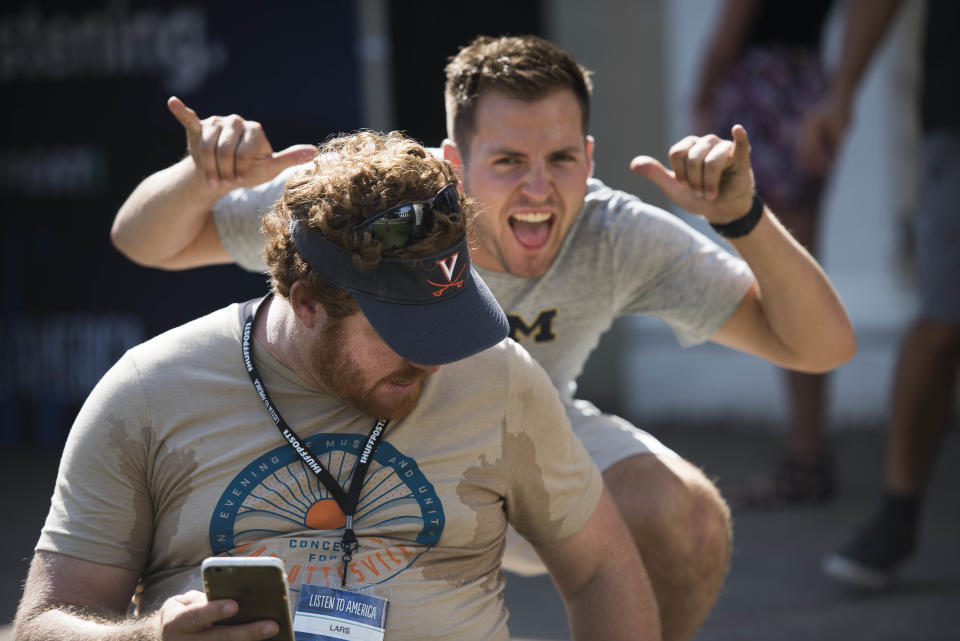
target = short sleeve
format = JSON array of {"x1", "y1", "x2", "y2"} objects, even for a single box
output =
[
  {"x1": 212, "y1": 166, "x2": 302, "y2": 272},
  {"x1": 36, "y1": 353, "x2": 155, "y2": 571},
  {"x1": 501, "y1": 342, "x2": 603, "y2": 549},
  {"x1": 606, "y1": 193, "x2": 754, "y2": 346}
]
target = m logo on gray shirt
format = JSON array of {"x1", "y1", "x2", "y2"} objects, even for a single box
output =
[{"x1": 508, "y1": 309, "x2": 558, "y2": 344}]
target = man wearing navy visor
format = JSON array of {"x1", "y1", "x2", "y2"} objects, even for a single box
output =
[{"x1": 15, "y1": 131, "x2": 659, "y2": 641}]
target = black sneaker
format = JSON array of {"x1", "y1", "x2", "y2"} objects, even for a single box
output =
[
  {"x1": 736, "y1": 452, "x2": 836, "y2": 509},
  {"x1": 822, "y1": 512, "x2": 916, "y2": 589}
]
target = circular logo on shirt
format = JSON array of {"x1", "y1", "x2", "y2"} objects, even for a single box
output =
[{"x1": 208, "y1": 433, "x2": 444, "y2": 587}]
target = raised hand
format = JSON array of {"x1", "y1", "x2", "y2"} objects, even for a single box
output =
[
  {"x1": 797, "y1": 92, "x2": 852, "y2": 174},
  {"x1": 629, "y1": 124, "x2": 756, "y2": 224},
  {"x1": 167, "y1": 96, "x2": 317, "y2": 191}
]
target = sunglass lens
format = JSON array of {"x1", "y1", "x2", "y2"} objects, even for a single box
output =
[
  {"x1": 370, "y1": 219, "x2": 413, "y2": 249},
  {"x1": 356, "y1": 185, "x2": 458, "y2": 248},
  {"x1": 435, "y1": 185, "x2": 459, "y2": 213}
]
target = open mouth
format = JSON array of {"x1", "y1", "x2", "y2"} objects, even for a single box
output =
[{"x1": 509, "y1": 212, "x2": 554, "y2": 249}]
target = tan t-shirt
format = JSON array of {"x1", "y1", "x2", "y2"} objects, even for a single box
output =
[{"x1": 37, "y1": 300, "x2": 602, "y2": 641}]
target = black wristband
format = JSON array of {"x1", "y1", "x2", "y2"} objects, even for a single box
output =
[{"x1": 710, "y1": 192, "x2": 764, "y2": 239}]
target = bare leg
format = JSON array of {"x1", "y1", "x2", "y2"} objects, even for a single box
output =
[
  {"x1": 823, "y1": 319, "x2": 960, "y2": 588},
  {"x1": 886, "y1": 318, "x2": 960, "y2": 494},
  {"x1": 785, "y1": 370, "x2": 827, "y2": 454},
  {"x1": 774, "y1": 202, "x2": 828, "y2": 457},
  {"x1": 737, "y1": 202, "x2": 833, "y2": 506},
  {"x1": 604, "y1": 453, "x2": 731, "y2": 641}
]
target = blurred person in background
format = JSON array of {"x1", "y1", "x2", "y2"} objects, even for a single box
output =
[
  {"x1": 112, "y1": 35, "x2": 857, "y2": 640},
  {"x1": 799, "y1": 0, "x2": 960, "y2": 589},
  {"x1": 693, "y1": 0, "x2": 838, "y2": 508}
]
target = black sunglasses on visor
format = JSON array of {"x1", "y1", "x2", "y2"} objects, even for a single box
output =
[{"x1": 352, "y1": 183, "x2": 461, "y2": 249}]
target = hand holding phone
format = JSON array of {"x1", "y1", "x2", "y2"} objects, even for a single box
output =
[{"x1": 201, "y1": 556, "x2": 294, "y2": 641}]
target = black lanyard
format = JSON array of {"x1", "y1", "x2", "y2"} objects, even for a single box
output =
[{"x1": 242, "y1": 297, "x2": 389, "y2": 586}]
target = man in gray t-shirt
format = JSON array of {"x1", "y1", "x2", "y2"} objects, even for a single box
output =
[{"x1": 112, "y1": 36, "x2": 855, "y2": 641}]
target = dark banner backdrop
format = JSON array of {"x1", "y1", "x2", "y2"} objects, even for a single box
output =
[
  {"x1": 0, "y1": 1, "x2": 363, "y2": 448},
  {"x1": 0, "y1": 0, "x2": 541, "y2": 450},
  {"x1": 386, "y1": 2, "x2": 541, "y2": 149}
]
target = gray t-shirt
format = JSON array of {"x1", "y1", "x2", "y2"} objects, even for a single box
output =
[{"x1": 214, "y1": 172, "x2": 754, "y2": 402}]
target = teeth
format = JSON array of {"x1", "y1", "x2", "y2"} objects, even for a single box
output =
[{"x1": 511, "y1": 212, "x2": 551, "y2": 223}]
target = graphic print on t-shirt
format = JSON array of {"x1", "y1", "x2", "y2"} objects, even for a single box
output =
[
  {"x1": 507, "y1": 308, "x2": 557, "y2": 343},
  {"x1": 209, "y1": 433, "x2": 444, "y2": 589}
]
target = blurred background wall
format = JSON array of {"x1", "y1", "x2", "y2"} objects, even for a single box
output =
[
  {"x1": 632, "y1": 0, "x2": 924, "y2": 428},
  {"x1": 567, "y1": 0, "x2": 930, "y2": 431},
  {"x1": 0, "y1": 0, "x2": 932, "y2": 456}
]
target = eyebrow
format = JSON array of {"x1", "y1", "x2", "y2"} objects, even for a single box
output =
[{"x1": 487, "y1": 145, "x2": 584, "y2": 157}]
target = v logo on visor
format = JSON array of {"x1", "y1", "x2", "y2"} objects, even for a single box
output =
[
  {"x1": 428, "y1": 253, "x2": 466, "y2": 297},
  {"x1": 437, "y1": 253, "x2": 459, "y2": 281}
]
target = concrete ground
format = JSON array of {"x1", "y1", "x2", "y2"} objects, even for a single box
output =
[
  {"x1": 2, "y1": 424, "x2": 957, "y2": 641},
  {"x1": 502, "y1": 424, "x2": 960, "y2": 641}
]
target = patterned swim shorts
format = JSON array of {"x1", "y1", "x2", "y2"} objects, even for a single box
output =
[{"x1": 708, "y1": 45, "x2": 827, "y2": 210}]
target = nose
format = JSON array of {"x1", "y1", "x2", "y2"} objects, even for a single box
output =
[{"x1": 520, "y1": 162, "x2": 551, "y2": 200}]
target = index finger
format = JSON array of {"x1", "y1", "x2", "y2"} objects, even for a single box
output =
[
  {"x1": 667, "y1": 135, "x2": 699, "y2": 186},
  {"x1": 167, "y1": 96, "x2": 202, "y2": 135}
]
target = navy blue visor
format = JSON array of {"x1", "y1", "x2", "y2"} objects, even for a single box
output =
[{"x1": 290, "y1": 218, "x2": 508, "y2": 365}]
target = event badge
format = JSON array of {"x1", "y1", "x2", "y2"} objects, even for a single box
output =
[{"x1": 293, "y1": 584, "x2": 389, "y2": 641}]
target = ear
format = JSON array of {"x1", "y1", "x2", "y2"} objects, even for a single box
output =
[
  {"x1": 288, "y1": 280, "x2": 326, "y2": 330},
  {"x1": 442, "y1": 138, "x2": 466, "y2": 183},
  {"x1": 585, "y1": 135, "x2": 595, "y2": 178}
]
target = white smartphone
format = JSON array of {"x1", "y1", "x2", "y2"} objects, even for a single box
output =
[{"x1": 201, "y1": 556, "x2": 294, "y2": 641}]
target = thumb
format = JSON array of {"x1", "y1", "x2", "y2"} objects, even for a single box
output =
[
  {"x1": 270, "y1": 144, "x2": 318, "y2": 172},
  {"x1": 629, "y1": 155, "x2": 681, "y2": 197}
]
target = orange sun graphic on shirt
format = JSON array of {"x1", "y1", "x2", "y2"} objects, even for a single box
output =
[
  {"x1": 209, "y1": 433, "x2": 445, "y2": 567},
  {"x1": 305, "y1": 499, "x2": 347, "y2": 529}
]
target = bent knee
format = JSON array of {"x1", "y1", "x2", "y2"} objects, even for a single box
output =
[{"x1": 604, "y1": 454, "x2": 731, "y2": 569}]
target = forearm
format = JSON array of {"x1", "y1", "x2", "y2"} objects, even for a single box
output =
[
  {"x1": 541, "y1": 488, "x2": 660, "y2": 640},
  {"x1": 727, "y1": 209, "x2": 856, "y2": 372},
  {"x1": 15, "y1": 606, "x2": 159, "y2": 641},
  {"x1": 693, "y1": 0, "x2": 758, "y2": 111},
  {"x1": 828, "y1": 0, "x2": 904, "y2": 101},
  {"x1": 566, "y1": 561, "x2": 660, "y2": 641},
  {"x1": 111, "y1": 156, "x2": 226, "y2": 268}
]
